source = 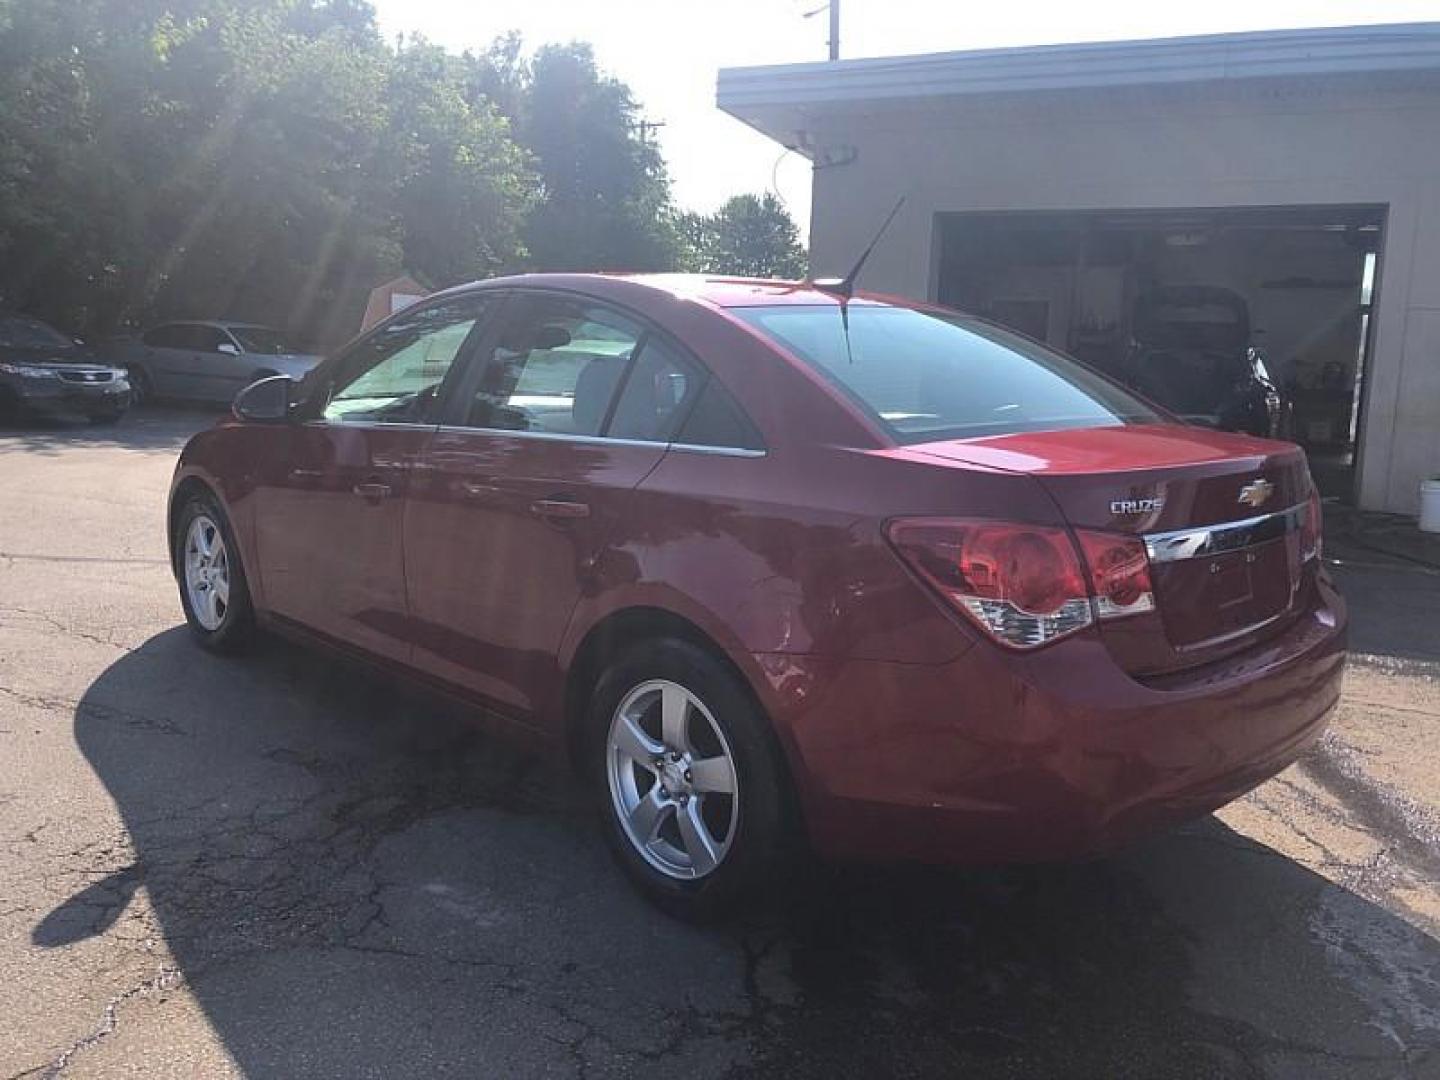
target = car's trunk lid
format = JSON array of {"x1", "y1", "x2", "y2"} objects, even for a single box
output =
[{"x1": 909, "y1": 423, "x2": 1314, "y2": 674}]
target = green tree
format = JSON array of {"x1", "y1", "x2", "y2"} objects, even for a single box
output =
[
  {"x1": 380, "y1": 39, "x2": 536, "y2": 289},
  {"x1": 0, "y1": 1, "x2": 537, "y2": 345},
  {"x1": 510, "y1": 43, "x2": 679, "y2": 272},
  {"x1": 681, "y1": 193, "x2": 807, "y2": 279}
]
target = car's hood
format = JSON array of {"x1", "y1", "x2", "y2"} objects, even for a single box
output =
[{"x1": 0, "y1": 343, "x2": 111, "y2": 367}]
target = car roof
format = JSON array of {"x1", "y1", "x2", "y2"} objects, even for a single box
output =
[{"x1": 435, "y1": 272, "x2": 907, "y2": 310}]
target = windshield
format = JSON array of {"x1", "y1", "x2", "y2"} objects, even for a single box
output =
[
  {"x1": 732, "y1": 304, "x2": 1160, "y2": 443},
  {"x1": 230, "y1": 326, "x2": 297, "y2": 354},
  {"x1": 0, "y1": 315, "x2": 73, "y2": 350}
]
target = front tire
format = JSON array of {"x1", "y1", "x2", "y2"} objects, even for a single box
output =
[
  {"x1": 127, "y1": 366, "x2": 153, "y2": 406},
  {"x1": 588, "y1": 638, "x2": 789, "y2": 920},
  {"x1": 175, "y1": 494, "x2": 255, "y2": 652}
]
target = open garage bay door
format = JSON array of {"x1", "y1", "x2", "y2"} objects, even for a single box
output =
[{"x1": 936, "y1": 206, "x2": 1384, "y2": 501}]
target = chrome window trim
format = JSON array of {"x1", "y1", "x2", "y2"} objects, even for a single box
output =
[
  {"x1": 295, "y1": 418, "x2": 768, "y2": 458},
  {"x1": 301, "y1": 419, "x2": 439, "y2": 432},
  {"x1": 1144, "y1": 502, "x2": 1306, "y2": 564},
  {"x1": 434, "y1": 425, "x2": 666, "y2": 450},
  {"x1": 431, "y1": 424, "x2": 766, "y2": 457},
  {"x1": 670, "y1": 442, "x2": 766, "y2": 459}
]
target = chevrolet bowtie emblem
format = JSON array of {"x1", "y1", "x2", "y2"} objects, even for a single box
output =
[{"x1": 1237, "y1": 479, "x2": 1275, "y2": 509}]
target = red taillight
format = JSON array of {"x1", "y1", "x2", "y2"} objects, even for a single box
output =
[
  {"x1": 886, "y1": 519, "x2": 1154, "y2": 650},
  {"x1": 1300, "y1": 488, "x2": 1322, "y2": 562},
  {"x1": 1073, "y1": 530, "x2": 1156, "y2": 618}
]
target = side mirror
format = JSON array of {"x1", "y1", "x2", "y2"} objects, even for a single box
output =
[
  {"x1": 217, "y1": 342, "x2": 240, "y2": 356},
  {"x1": 233, "y1": 374, "x2": 293, "y2": 423}
]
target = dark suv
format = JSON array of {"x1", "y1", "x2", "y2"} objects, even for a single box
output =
[{"x1": 0, "y1": 313, "x2": 132, "y2": 424}]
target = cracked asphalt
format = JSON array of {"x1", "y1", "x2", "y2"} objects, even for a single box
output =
[{"x1": 2, "y1": 406, "x2": 1438, "y2": 1079}]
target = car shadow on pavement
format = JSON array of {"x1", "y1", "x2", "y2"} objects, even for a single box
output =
[
  {"x1": 48, "y1": 627, "x2": 1440, "y2": 1078},
  {"x1": 0, "y1": 404, "x2": 219, "y2": 456}
]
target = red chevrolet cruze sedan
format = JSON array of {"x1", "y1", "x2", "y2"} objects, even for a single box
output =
[{"x1": 168, "y1": 274, "x2": 1346, "y2": 916}]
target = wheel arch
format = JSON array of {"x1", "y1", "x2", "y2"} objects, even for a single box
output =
[
  {"x1": 168, "y1": 475, "x2": 217, "y2": 573},
  {"x1": 167, "y1": 472, "x2": 250, "y2": 592},
  {"x1": 560, "y1": 604, "x2": 808, "y2": 837}
]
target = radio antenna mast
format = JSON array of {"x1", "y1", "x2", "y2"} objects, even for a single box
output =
[{"x1": 813, "y1": 196, "x2": 905, "y2": 300}]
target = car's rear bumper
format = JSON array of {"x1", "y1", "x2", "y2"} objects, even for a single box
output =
[{"x1": 756, "y1": 576, "x2": 1347, "y2": 864}]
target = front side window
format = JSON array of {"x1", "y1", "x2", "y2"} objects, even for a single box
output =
[
  {"x1": 321, "y1": 296, "x2": 489, "y2": 424},
  {"x1": 142, "y1": 325, "x2": 187, "y2": 349},
  {"x1": 189, "y1": 326, "x2": 231, "y2": 354},
  {"x1": 465, "y1": 295, "x2": 642, "y2": 435},
  {"x1": 732, "y1": 303, "x2": 1159, "y2": 444},
  {"x1": 230, "y1": 326, "x2": 296, "y2": 355}
]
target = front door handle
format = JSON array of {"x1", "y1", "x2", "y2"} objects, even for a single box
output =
[
  {"x1": 353, "y1": 481, "x2": 392, "y2": 502},
  {"x1": 530, "y1": 497, "x2": 590, "y2": 520}
]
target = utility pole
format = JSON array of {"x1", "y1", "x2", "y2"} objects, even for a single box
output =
[{"x1": 803, "y1": 1, "x2": 840, "y2": 60}]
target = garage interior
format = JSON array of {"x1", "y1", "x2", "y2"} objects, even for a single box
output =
[{"x1": 935, "y1": 207, "x2": 1383, "y2": 501}]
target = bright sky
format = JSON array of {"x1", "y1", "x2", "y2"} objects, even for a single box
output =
[{"x1": 373, "y1": 1, "x2": 1439, "y2": 237}]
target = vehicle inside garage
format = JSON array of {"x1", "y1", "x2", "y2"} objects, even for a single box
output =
[{"x1": 936, "y1": 206, "x2": 1382, "y2": 500}]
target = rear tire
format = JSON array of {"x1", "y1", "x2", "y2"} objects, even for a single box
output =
[
  {"x1": 174, "y1": 493, "x2": 255, "y2": 653},
  {"x1": 588, "y1": 638, "x2": 790, "y2": 920}
]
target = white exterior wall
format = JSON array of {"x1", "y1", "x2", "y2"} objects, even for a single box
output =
[{"x1": 805, "y1": 84, "x2": 1440, "y2": 514}]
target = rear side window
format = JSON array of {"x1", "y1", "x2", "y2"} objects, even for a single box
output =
[
  {"x1": 732, "y1": 304, "x2": 1158, "y2": 443},
  {"x1": 607, "y1": 338, "x2": 702, "y2": 442},
  {"x1": 676, "y1": 380, "x2": 764, "y2": 451},
  {"x1": 465, "y1": 294, "x2": 642, "y2": 436}
]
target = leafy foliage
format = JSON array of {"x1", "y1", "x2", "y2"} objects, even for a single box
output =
[
  {"x1": 0, "y1": 2, "x2": 707, "y2": 346},
  {"x1": 679, "y1": 193, "x2": 807, "y2": 279}
]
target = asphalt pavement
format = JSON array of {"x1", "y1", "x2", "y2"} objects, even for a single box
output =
[{"x1": 1, "y1": 406, "x2": 1437, "y2": 1079}]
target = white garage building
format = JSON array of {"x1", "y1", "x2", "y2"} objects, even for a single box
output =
[{"x1": 718, "y1": 23, "x2": 1440, "y2": 513}]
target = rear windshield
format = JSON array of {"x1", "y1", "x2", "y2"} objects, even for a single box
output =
[{"x1": 732, "y1": 304, "x2": 1159, "y2": 443}]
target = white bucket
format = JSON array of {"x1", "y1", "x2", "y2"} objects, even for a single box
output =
[{"x1": 1421, "y1": 478, "x2": 1440, "y2": 534}]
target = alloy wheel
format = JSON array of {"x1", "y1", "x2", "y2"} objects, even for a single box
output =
[
  {"x1": 184, "y1": 514, "x2": 231, "y2": 631},
  {"x1": 606, "y1": 679, "x2": 740, "y2": 880}
]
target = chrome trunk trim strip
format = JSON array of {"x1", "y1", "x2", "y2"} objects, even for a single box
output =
[{"x1": 1144, "y1": 503, "x2": 1305, "y2": 564}]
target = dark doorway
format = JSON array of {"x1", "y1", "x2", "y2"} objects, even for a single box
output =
[{"x1": 936, "y1": 206, "x2": 1385, "y2": 501}]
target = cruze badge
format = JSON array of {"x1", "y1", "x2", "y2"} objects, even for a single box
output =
[
  {"x1": 1110, "y1": 496, "x2": 1165, "y2": 515},
  {"x1": 1237, "y1": 479, "x2": 1275, "y2": 509}
]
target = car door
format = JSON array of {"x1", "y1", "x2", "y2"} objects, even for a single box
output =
[
  {"x1": 138, "y1": 324, "x2": 193, "y2": 396},
  {"x1": 208, "y1": 326, "x2": 262, "y2": 399},
  {"x1": 250, "y1": 294, "x2": 495, "y2": 664},
  {"x1": 403, "y1": 291, "x2": 686, "y2": 717},
  {"x1": 180, "y1": 324, "x2": 250, "y2": 402}
]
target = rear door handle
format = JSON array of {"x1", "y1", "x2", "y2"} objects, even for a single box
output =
[
  {"x1": 353, "y1": 481, "x2": 392, "y2": 501},
  {"x1": 530, "y1": 497, "x2": 590, "y2": 520}
]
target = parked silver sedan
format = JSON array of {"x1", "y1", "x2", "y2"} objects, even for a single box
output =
[{"x1": 104, "y1": 321, "x2": 322, "y2": 404}]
